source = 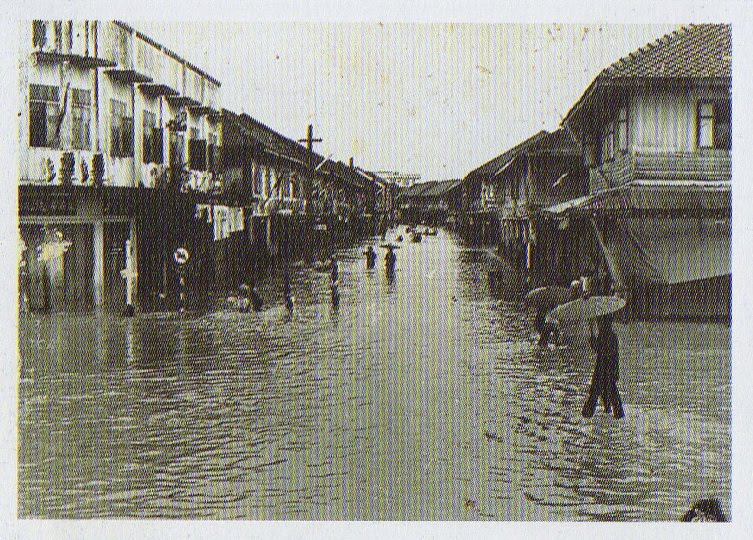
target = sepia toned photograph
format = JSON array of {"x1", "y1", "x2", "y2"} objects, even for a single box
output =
[{"x1": 14, "y1": 14, "x2": 733, "y2": 525}]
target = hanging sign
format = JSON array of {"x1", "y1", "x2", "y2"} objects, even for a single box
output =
[{"x1": 173, "y1": 247, "x2": 190, "y2": 265}]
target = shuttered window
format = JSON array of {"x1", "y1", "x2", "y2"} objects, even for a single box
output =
[
  {"x1": 698, "y1": 100, "x2": 731, "y2": 150},
  {"x1": 71, "y1": 89, "x2": 90, "y2": 150},
  {"x1": 142, "y1": 111, "x2": 164, "y2": 164},
  {"x1": 713, "y1": 100, "x2": 731, "y2": 150},
  {"x1": 698, "y1": 102, "x2": 714, "y2": 148},
  {"x1": 29, "y1": 84, "x2": 60, "y2": 148},
  {"x1": 110, "y1": 99, "x2": 134, "y2": 158},
  {"x1": 603, "y1": 120, "x2": 615, "y2": 161},
  {"x1": 616, "y1": 107, "x2": 628, "y2": 153}
]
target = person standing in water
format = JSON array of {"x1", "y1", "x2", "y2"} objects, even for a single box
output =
[
  {"x1": 385, "y1": 245, "x2": 397, "y2": 274},
  {"x1": 283, "y1": 272, "x2": 294, "y2": 313},
  {"x1": 331, "y1": 257, "x2": 339, "y2": 281},
  {"x1": 583, "y1": 314, "x2": 624, "y2": 419},
  {"x1": 364, "y1": 246, "x2": 377, "y2": 269}
]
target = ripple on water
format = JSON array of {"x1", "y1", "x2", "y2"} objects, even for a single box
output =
[{"x1": 17, "y1": 231, "x2": 731, "y2": 520}]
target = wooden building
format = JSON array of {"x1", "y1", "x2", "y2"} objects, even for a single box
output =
[
  {"x1": 550, "y1": 24, "x2": 731, "y2": 318},
  {"x1": 460, "y1": 128, "x2": 594, "y2": 286}
]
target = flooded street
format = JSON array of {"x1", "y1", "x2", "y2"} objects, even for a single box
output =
[{"x1": 18, "y1": 229, "x2": 731, "y2": 520}]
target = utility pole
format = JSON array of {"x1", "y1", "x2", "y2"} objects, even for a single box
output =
[{"x1": 298, "y1": 124, "x2": 323, "y2": 151}]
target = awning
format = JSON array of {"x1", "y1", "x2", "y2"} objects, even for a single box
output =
[{"x1": 543, "y1": 181, "x2": 730, "y2": 218}]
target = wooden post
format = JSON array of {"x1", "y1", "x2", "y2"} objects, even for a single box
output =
[
  {"x1": 298, "y1": 124, "x2": 322, "y2": 152},
  {"x1": 93, "y1": 220, "x2": 104, "y2": 307}
]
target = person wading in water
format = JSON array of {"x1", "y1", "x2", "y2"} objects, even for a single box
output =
[{"x1": 583, "y1": 314, "x2": 625, "y2": 419}]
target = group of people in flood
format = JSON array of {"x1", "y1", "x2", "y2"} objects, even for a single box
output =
[{"x1": 228, "y1": 237, "x2": 401, "y2": 318}]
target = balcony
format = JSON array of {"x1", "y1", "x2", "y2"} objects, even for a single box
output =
[
  {"x1": 590, "y1": 150, "x2": 732, "y2": 192},
  {"x1": 31, "y1": 50, "x2": 115, "y2": 69}
]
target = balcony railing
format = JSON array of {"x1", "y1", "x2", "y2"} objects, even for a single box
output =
[{"x1": 590, "y1": 150, "x2": 732, "y2": 192}]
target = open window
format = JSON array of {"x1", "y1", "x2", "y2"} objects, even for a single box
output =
[
  {"x1": 29, "y1": 84, "x2": 60, "y2": 148},
  {"x1": 698, "y1": 100, "x2": 731, "y2": 150},
  {"x1": 110, "y1": 99, "x2": 134, "y2": 158},
  {"x1": 142, "y1": 111, "x2": 163, "y2": 164},
  {"x1": 71, "y1": 89, "x2": 91, "y2": 151}
]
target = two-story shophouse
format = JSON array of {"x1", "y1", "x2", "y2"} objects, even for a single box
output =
[
  {"x1": 550, "y1": 24, "x2": 731, "y2": 318},
  {"x1": 19, "y1": 20, "x2": 223, "y2": 312},
  {"x1": 466, "y1": 129, "x2": 592, "y2": 285}
]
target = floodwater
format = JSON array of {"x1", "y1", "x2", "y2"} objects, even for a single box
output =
[{"x1": 18, "y1": 229, "x2": 731, "y2": 520}]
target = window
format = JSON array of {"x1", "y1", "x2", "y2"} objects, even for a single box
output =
[
  {"x1": 29, "y1": 84, "x2": 59, "y2": 148},
  {"x1": 253, "y1": 162, "x2": 263, "y2": 195},
  {"x1": 616, "y1": 107, "x2": 628, "y2": 153},
  {"x1": 141, "y1": 111, "x2": 162, "y2": 163},
  {"x1": 698, "y1": 100, "x2": 731, "y2": 150},
  {"x1": 32, "y1": 21, "x2": 47, "y2": 50},
  {"x1": 71, "y1": 89, "x2": 90, "y2": 150},
  {"x1": 207, "y1": 133, "x2": 218, "y2": 171},
  {"x1": 53, "y1": 21, "x2": 62, "y2": 52},
  {"x1": 169, "y1": 131, "x2": 185, "y2": 169},
  {"x1": 110, "y1": 99, "x2": 133, "y2": 158},
  {"x1": 188, "y1": 126, "x2": 207, "y2": 171},
  {"x1": 698, "y1": 103, "x2": 714, "y2": 148}
]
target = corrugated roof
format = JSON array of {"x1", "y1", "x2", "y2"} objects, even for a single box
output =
[
  {"x1": 221, "y1": 110, "x2": 379, "y2": 191},
  {"x1": 564, "y1": 24, "x2": 731, "y2": 124},
  {"x1": 400, "y1": 179, "x2": 463, "y2": 200},
  {"x1": 525, "y1": 128, "x2": 580, "y2": 155}
]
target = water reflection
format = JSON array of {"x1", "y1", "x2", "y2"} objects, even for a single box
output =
[{"x1": 18, "y1": 229, "x2": 731, "y2": 520}]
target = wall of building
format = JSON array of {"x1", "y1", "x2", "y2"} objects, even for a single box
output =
[
  {"x1": 20, "y1": 21, "x2": 222, "y2": 191},
  {"x1": 630, "y1": 86, "x2": 730, "y2": 153}
]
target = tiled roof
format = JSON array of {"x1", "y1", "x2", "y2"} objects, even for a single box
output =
[
  {"x1": 602, "y1": 24, "x2": 730, "y2": 80},
  {"x1": 564, "y1": 24, "x2": 731, "y2": 124},
  {"x1": 464, "y1": 131, "x2": 548, "y2": 182}
]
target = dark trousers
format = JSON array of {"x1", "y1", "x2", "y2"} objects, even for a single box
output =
[
  {"x1": 534, "y1": 312, "x2": 557, "y2": 346},
  {"x1": 582, "y1": 372, "x2": 624, "y2": 419}
]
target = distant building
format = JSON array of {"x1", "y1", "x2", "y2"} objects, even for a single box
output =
[
  {"x1": 375, "y1": 171, "x2": 420, "y2": 189},
  {"x1": 397, "y1": 179, "x2": 465, "y2": 224}
]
